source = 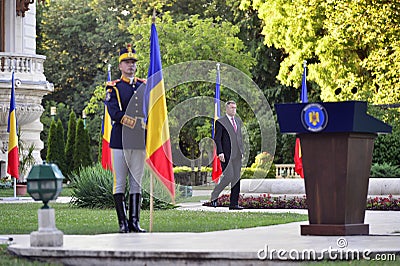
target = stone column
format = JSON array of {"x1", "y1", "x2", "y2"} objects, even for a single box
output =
[{"x1": 30, "y1": 208, "x2": 63, "y2": 247}]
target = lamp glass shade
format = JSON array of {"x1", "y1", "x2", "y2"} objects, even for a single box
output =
[{"x1": 27, "y1": 163, "x2": 64, "y2": 208}]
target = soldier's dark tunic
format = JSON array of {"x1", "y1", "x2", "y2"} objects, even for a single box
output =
[{"x1": 105, "y1": 76, "x2": 146, "y2": 150}]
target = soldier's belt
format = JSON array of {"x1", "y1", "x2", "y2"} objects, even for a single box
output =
[{"x1": 121, "y1": 115, "x2": 146, "y2": 129}]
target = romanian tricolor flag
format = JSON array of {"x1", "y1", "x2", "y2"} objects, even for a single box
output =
[
  {"x1": 7, "y1": 70, "x2": 19, "y2": 179},
  {"x1": 211, "y1": 63, "x2": 222, "y2": 183},
  {"x1": 101, "y1": 64, "x2": 112, "y2": 170},
  {"x1": 144, "y1": 22, "x2": 175, "y2": 198},
  {"x1": 294, "y1": 61, "x2": 307, "y2": 179}
]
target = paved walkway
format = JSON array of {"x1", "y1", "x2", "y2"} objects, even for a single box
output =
[{"x1": 2, "y1": 194, "x2": 400, "y2": 265}]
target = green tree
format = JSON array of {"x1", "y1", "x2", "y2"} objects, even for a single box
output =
[
  {"x1": 37, "y1": 0, "x2": 133, "y2": 163},
  {"x1": 55, "y1": 119, "x2": 67, "y2": 174},
  {"x1": 241, "y1": 0, "x2": 400, "y2": 105},
  {"x1": 40, "y1": 102, "x2": 71, "y2": 160},
  {"x1": 73, "y1": 119, "x2": 92, "y2": 172},
  {"x1": 37, "y1": 0, "x2": 134, "y2": 113},
  {"x1": 37, "y1": 0, "x2": 312, "y2": 165},
  {"x1": 46, "y1": 119, "x2": 57, "y2": 164},
  {"x1": 84, "y1": 128, "x2": 93, "y2": 166},
  {"x1": 241, "y1": 0, "x2": 400, "y2": 164},
  {"x1": 65, "y1": 111, "x2": 77, "y2": 177},
  {"x1": 87, "y1": 12, "x2": 257, "y2": 163}
]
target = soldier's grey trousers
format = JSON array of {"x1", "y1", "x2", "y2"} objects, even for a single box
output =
[{"x1": 111, "y1": 149, "x2": 146, "y2": 194}]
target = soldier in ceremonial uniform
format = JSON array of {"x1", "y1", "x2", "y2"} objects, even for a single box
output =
[{"x1": 105, "y1": 44, "x2": 146, "y2": 233}]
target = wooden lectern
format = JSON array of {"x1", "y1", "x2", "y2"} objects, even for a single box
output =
[{"x1": 275, "y1": 101, "x2": 392, "y2": 236}]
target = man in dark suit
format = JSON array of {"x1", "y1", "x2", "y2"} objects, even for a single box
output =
[{"x1": 211, "y1": 100, "x2": 244, "y2": 210}]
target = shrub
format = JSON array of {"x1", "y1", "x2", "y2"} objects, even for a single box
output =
[
  {"x1": 173, "y1": 166, "x2": 211, "y2": 186},
  {"x1": 201, "y1": 167, "x2": 212, "y2": 172},
  {"x1": 249, "y1": 152, "x2": 276, "y2": 178},
  {"x1": 70, "y1": 164, "x2": 115, "y2": 208},
  {"x1": 70, "y1": 163, "x2": 176, "y2": 209},
  {"x1": 241, "y1": 167, "x2": 276, "y2": 179},
  {"x1": 372, "y1": 128, "x2": 400, "y2": 166},
  {"x1": 251, "y1": 152, "x2": 273, "y2": 169},
  {"x1": 141, "y1": 168, "x2": 179, "y2": 210},
  {"x1": 173, "y1": 166, "x2": 192, "y2": 173},
  {"x1": 370, "y1": 163, "x2": 400, "y2": 177},
  {"x1": 0, "y1": 177, "x2": 12, "y2": 189}
]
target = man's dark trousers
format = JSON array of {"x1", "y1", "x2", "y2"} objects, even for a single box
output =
[{"x1": 211, "y1": 154, "x2": 242, "y2": 206}]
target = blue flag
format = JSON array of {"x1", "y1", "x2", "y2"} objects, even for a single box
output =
[
  {"x1": 301, "y1": 61, "x2": 308, "y2": 103},
  {"x1": 212, "y1": 63, "x2": 221, "y2": 138}
]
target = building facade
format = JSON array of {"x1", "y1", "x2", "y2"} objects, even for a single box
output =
[{"x1": 0, "y1": 0, "x2": 53, "y2": 180}]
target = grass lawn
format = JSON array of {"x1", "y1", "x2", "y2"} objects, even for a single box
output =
[
  {"x1": 0, "y1": 201, "x2": 307, "y2": 265},
  {"x1": 0, "y1": 203, "x2": 307, "y2": 234}
]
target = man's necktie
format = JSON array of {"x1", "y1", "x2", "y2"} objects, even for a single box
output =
[{"x1": 231, "y1": 117, "x2": 237, "y2": 132}]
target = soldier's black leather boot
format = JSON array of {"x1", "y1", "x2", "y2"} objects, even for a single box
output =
[
  {"x1": 113, "y1": 193, "x2": 129, "y2": 233},
  {"x1": 128, "y1": 193, "x2": 146, "y2": 233}
]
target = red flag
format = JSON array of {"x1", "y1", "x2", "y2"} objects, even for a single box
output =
[
  {"x1": 101, "y1": 65, "x2": 113, "y2": 170},
  {"x1": 7, "y1": 70, "x2": 19, "y2": 178},
  {"x1": 211, "y1": 63, "x2": 222, "y2": 182},
  {"x1": 294, "y1": 138, "x2": 304, "y2": 178},
  {"x1": 211, "y1": 148, "x2": 222, "y2": 182},
  {"x1": 144, "y1": 23, "x2": 175, "y2": 199}
]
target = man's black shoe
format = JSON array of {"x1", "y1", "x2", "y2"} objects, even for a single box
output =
[
  {"x1": 210, "y1": 199, "x2": 218, "y2": 208},
  {"x1": 229, "y1": 205, "x2": 243, "y2": 210}
]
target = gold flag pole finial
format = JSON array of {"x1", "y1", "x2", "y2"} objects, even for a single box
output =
[{"x1": 152, "y1": 9, "x2": 156, "y2": 23}]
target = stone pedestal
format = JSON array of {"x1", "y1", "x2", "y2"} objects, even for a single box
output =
[{"x1": 30, "y1": 208, "x2": 63, "y2": 247}]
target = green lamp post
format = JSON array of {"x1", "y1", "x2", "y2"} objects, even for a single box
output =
[
  {"x1": 26, "y1": 162, "x2": 64, "y2": 247},
  {"x1": 27, "y1": 162, "x2": 64, "y2": 209}
]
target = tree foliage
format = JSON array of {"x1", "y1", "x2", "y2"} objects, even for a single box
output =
[
  {"x1": 73, "y1": 119, "x2": 92, "y2": 172},
  {"x1": 46, "y1": 119, "x2": 57, "y2": 164},
  {"x1": 37, "y1": 0, "x2": 134, "y2": 113},
  {"x1": 40, "y1": 101, "x2": 71, "y2": 159},
  {"x1": 55, "y1": 119, "x2": 67, "y2": 174},
  {"x1": 87, "y1": 10, "x2": 259, "y2": 163},
  {"x1": 37, "y1": 0, "x2": 399, "y2": 167},
  {"x1": 241, "y1": 0, "x2": 400, "y2": 164},
  {"x1": 65, "y1": 111, "x2": 77, "y2": 177},
  {"x1": 241, "y1": 0, "x2": 400, "y2": 105}
]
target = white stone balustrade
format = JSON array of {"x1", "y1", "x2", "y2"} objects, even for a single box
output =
[
  {"x1": 0, "y1": 52, "x2": 46, "y2": 79},
  {"x1": 275, "y1": 164, "x2": 301, "y2": 178}
]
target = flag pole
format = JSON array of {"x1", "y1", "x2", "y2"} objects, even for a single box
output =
[
  {"x1": 149, "y1": 172, "x2": 154, "y2": 232},
  {"x1": 148, "y1": 8, "x2": 157, "y2": 234},
  {"x1": 10, "y1": 66, "x2": 18, "y2": 199},
  {"x1": 13, "y1": 177, "x2": 17, "y2": 198}
]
